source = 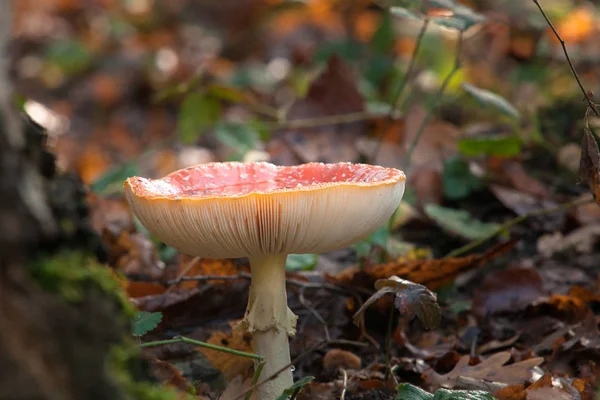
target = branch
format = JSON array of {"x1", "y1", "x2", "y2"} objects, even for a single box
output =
[
  {"x1": 444, "y1": 196, "x2": 594, "y2": 258},
  {"x1": 532, "y1": 0, "x2": 599, "y2": 117}
]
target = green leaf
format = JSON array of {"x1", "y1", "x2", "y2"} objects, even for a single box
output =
[
  {"x1": 132, "y1": 311, "x2": 163, "y2": 336},
  {"x1": 45, "y1": 39, "x2": 93, "y2": 75},
  {"x1": 91, "y1": 162, "x2": 140, "y2": 195},
  {"x1": 276, "y1": 376, "x2": 314, "y2": 400},
  {"x1": 431, "y1": 16, "x2": 468, "y2": 30},
  {"x1": 457, "y1": 135, "x2": 521, "y2": 157},
  {"x1": 206, "y1": 84, "x2": 247, "y2": 103},
  {"x1": 428, "y1": 1, "x2": 486, "y2": 30},
  {"x1": 433, "y1": 388, "x2": 496, "y2": 400},
  {"x1": 366, "y1": 101, "x2": 395, "y2": 116},
  {"x1": 443, "y1": 157, "x2": 483, "y2": 200},
  {"x1": 427, "y1": 0, "x2": 456, "y2": 8},
  {"x1": 452, "y1": 4, "x2": 487, "y2": 28},
  {"x1": 424, "y1": 204, "x2": 500, "y2": 240},
  {"x1": 396, "y1": 383, "x2": 434, "y2": 400},
  {"x1": 461, "y1": 83, "x2": 520, "y2": 120},
  {"x1": 352, "y1": 240, "x2": 372, "y2": 257},
  {"x1": 286, "y1": 254, "x2": 318, "y2": 271},
  {"x1": 159, "y1": 245, "x2": 178, "y2": 262},
  {"x1": 390, "y1": 6, "x2": 423, "y2": 21},
  {"x1": 214, "y1": 122, "x2": 259, "y2": 161},
  {"x1": 178, "y1": 92, "x2": 221, "y2": 144},
  {"x1": 371, "y1": 12, "x2": 396, "y2": 54},
  {"x1": 351, "y1": 226, "x2": 391, "y2": 256}
]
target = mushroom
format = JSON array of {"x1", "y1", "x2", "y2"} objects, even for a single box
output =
[{"x1": 124, "y1": 162, "x2": 406, "y2": 399}]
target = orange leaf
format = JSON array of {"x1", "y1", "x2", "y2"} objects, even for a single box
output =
[
  {"x1": 197, "y1": 323, "x2": 254, "y2": 381},
  {"x1": 553, "y1": 6, "x2": 596, "y2": 44}
]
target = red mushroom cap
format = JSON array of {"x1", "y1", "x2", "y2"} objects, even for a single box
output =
[{"x1": 124, "y1": 162, "x2": 405, "y2": 258}]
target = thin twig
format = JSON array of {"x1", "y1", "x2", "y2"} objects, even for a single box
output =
[
  {"x1": 532, "y1": 0, "x2": 599, "y2": 117},
  {"x1": 444, "y1": 196, "x2": 594, "y2": 258},
  {"x1": 404, "y1": 31, "x2": 464, "y2": 171},
  {"x1": 340, "y1": 369, "x2": 348, "y2": 400},
  {"x1": 389, "y1": 18, "x2": 430, "y2": 116},
  {"x1": 298, "y1": 287, "x2": 331, "y2": 341},
  {"x1": 267, "y1": 111, "x2": 375, "y2": 130},
  {"x1": 371, "y1": 17, "x2": 431, "y2": 162},
  {"x1": 165, "y1": 273, "x2": 251, "y2": 285},
  {"x1": 165, "y1": 256, "x2": 200, "y2": 293},
  {"x1": 140, "y1": 335, "x2": 263, "y2": 360},
  {"x1": 384, "y1": 304, "x2": 395, "y2": 382}
]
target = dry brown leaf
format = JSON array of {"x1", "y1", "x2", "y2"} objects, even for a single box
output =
[
  {"x1": 87, "y1": 193, "x2": 133, "y2": 234},
  {"x1": 490, "y1": 159, "x2": 550, "y2": 199},
  {"x1": 423, "y1": 352, "x2": 544, "y2": 389},
  {"x1": 332, "y1": 240, "x2": 516, "y2": 291},
  {"x1": 578, "y1": 127, "x2": 600, "y2": 205},
  {"x1": 169, "y1": 256, "x2": 246, "y2": 290},
  {"x1": 472, "y1": 267, "x2": 545, "y2": 319},
  {"x1": 526, "y1": 387, "x2": 571, "y2": 400},
  {"x1": 103, "y1": 229, "x2": 165, "y2": 279},
  {"x1": 322, "y1": 349, "x2": 361, "y2": 374},
  {"x1": 148, "y1": 358, "x2": 192, "y2": 393},
  {"x1": 268, "y1": 55, "x2": 365, "y2": 165},
  {"x1": 126, "y1": 281, "x2": 166, "y2": 298},
  {"x1": 218, "y1": 375, "x2": 254, "y2": 400},
  {"x1": 494, "y1": 384, "x2": 526, "y2": 400},
  {"x1": 197, "y1": 323, "x2": 254, "y2": 381}
]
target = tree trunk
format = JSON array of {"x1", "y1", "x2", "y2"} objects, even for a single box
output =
[{"x1": 0, "y1": 3, "x2": 163, "y2": 399}]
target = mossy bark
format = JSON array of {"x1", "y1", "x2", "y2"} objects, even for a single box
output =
[{"x1": 0, "y1": 14, "x2": 181, "y2": 398}]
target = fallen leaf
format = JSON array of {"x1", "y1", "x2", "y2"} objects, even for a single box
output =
[
  {"x1": 322, "y1": 349, "x2": 361, "y2": 374},
  {"x1": 268, "y1": 55, "x2": 365, "y2": 165},
  {"x1": 423, "y1": 352, "x2": 544, "y2": 389},
  {"x1": 472, "y1": 267, "x2": 545, "y2": 319},
  {"x1": 494, "y1": 384, "x2": 526, "y2": 400},
  {"x1": 149, "y1": 358, "x2": 193, "y2": 393},
  {"x1": 553, "y1": 5, "x2": 597, "y2": 44},
  {"x1": 578, "y1": 127, "x2": 600, "y2": 204},
  {"x1": 526, "y1": 387, "x2": 571, "y2": 400},
  {"x1": 353, "y1": 276, "x2": 441, "y2": 330},
  {"x1": 490, "y1": 159, "x2": 550, "y2": 199},
  {"x1": 168, "y1": 256, "x2": 247, "y2": 291},
  {"x1": 424, "y1": 204, "x2": 500, "y2": 240},
  {"x1": 103, "y1": 230, "x2": 166, "y2": 279},
  {"x1": 126, "y1": 281, "x2": 166, "y2": 298},
  {"x1": 333, "y1": 240, "x2": 516, "y2": 291},
  {"x1": 197, "y1": 323, "x2": 254, "y2": 381}
]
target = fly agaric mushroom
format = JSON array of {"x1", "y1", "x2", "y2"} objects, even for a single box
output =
[{"x1": 124, "y1": 162, "x2": 405, "y2": 399}]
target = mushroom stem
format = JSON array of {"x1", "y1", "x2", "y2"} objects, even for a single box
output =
[{"x1": 243, "y1": 254, "x2": 297, "y2": 400}]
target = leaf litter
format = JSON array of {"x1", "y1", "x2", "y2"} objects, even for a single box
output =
[{"x1": 13, "y1": 0, "x2": 600, "y2": 399}]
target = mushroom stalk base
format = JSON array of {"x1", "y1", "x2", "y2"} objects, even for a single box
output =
[{"x1": 241, "y1": 254, "x2": 297, "y2": 400}]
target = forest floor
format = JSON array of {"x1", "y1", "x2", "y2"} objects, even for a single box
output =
[{"x1": 11, "y1": 0, "x2": 600, "y2": 399}]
